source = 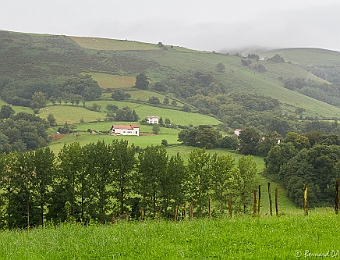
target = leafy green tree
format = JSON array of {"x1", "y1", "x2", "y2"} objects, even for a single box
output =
[
  {"x1": 218, "y1": 135, "x2": 239, "y2": 150},
  {"x1": 54, "y1": 142, "x2": 86, "y2": 222},
  {"x1": 9, "y1": 151, "x2": 38, "y2": 229},
  {"x1": 148, "y1": 96, "x2": 161, "y2": 105},
  {"x1": 196, "y1": 125, "x2": 221, "y2": 149},
  {"x1": 83, "y1": 141, "x2": 113, "y2": 222},
  {"x1": 284, "y1": 132, "x2": 310, "y2": 151},
  {"x1": 186, "y1": 149, "x2": 211, "y2": 217},
  {"x1": 238, "y1": 155, "x2": 257, "y2": 214},
  {"x1": 31, "y1": 147, "x2": 55, "y2": 227},
  {"x1": 178, "y1": 128, "x2": 198, "y2": 146},
  {"x1": 49, "y1": 96, "x2": 56, "y2": 105},
  {"x1": 106, "y1": 104, "x2": 119, "y2": 112},
  {"x1": 239, "y1": 127, "x2": 261, "y2": 155},
  {"x1": 161, "y1": 153, "x2": 186, "y2": 217},
  {"x1": 264, "y1": 142, "x2": 298, "y2": 177},
  {"x1": 134, "y1": 73, "x2": 149, "y2": 90},
  {"x1": 0, "y1": 133, "x2": 11, "y2": 154},
  {"x1": 47, "y1": 113, "x2": 57, "y2": 127},
  {"x1": 111, "y1": 90, "x2": 131, "y2": 101},
  {"x1": 152, "y1": 124, "x2": 160, "y2": 134},
  {"x1": 115, "y1": 107, "x2": 139, "y2": 122},
  {"x1": 0, "y1": 105, "x2": 15, "y2": 119},
  {"x1": 268, "y1": 54, "x2": 285, "y2": 63},
  {"x1": 110, "y1": 140, "x2": 136, "y2": 215},
  {"x1": 31, "y1": 92, "x2": 47, "y2": 109},
  {"x1": 210, "y1": 153, "x2": 240, "y2": 214},
  {"x1": 216, "y1": 62, "x2": 225, "y2": 72},
  {"x1": 153, "y1": 82, "x2": 168, "y2": 92},
  {"x1": 137, "y1": 146, "x2": 168, "y2": 217},
  {"x1": 163, "y1": 97, "x2": 169, "y2": 105},
  {"x1": 257, "y1": 131, "x2": 282, "y2": 156}
]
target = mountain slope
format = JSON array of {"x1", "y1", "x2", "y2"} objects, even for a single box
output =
[{"x1": 1, "y1": 30, "x2": 340, "y2": 120}]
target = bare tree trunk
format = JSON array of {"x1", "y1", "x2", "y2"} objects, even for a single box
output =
[
  {"x1": 275, "y1": 187, "x2": 279, "y2": 217},
  {"x1": 228, "y1": 194, "x2": 233, "y2": 218},
  {"x1": 335, "y1": 179, "x2": 339, "y2": 215},
  {"x1": 258, "y1": 185, "x2": 261, "y2": 215},
  {"x1": 268, "y1": 183, "x2": 273, "y2": 216},
  {"x1": 253, "y1": 190, "x2": 257, "y2": 216},
  {"x1": 304, "y1": 184, "x2": 308, "y2": 216}
]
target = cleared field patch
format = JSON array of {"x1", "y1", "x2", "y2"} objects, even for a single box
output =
[
  {"x1": 86, "y1": 72, "x2": 135, "y2": 89},
  {"x1": 69, "y1": 36, "x2": 159, "y2": 51},
  {"x1": 48, "y1": 127, "x2": 181, "y2": 154},
  {"x1": 86, "y1": 100, "x2": 221, "y2": 126},
  {"x1": 39, "y1": 105, "x2": 103, "y2": 125}
]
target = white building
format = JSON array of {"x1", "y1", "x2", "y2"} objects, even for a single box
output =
[
  {"x1": 110, "y1": 124, "x2": 139, "y2": 136},
  {"x1": 146, "y1": 116, "x2": 159, "y2": 124}
]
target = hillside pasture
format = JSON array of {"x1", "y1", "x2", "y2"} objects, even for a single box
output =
[
  {"x1": 48, "y1": 127, "x2": 181, "y2": 154},
  {"x1": 86, "y1": 72, "x2": 135, "y2": 89},
  {"x1": 86, "y1": 100, "x2": 221, "y2": 126},
  {"x1": 39, "y1": 105, "x2": 103, "y2": 125},
  {"x1": 69, "y1": 36, "x2": 159, "y2": 51}
]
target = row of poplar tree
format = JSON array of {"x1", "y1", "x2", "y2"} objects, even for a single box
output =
[{"x1": 0, "y1": 140, "x2": 257, "y2": 229}]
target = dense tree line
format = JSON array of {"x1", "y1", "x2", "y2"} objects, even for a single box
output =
[
  {"x1": 283, "y1": 77, "x2": 340, "y2": 108},
  {"x1": 0, "y1": 74, "x2": 102, "y2": 108},
  {"x1": 0, "y1": 110, "x2": 50, "y2": 153},
  {"x1": 264, "y1": 131, "x2": 340, "y2": 207},
  {"x1": 0, "y1": 141, "x2": 257, "y2": 229}
]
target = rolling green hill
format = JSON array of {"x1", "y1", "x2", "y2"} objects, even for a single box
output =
[{"x1": 2, "y1": 30, "x2": 340, "y2": 146}]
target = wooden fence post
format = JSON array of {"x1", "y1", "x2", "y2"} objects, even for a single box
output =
[
  {"x1": 174, "y1": 205, "x2": 178, "y2": 222},
  {"x1": 258, "y1": 185, "x2": 261, "y2": 215},
  {"x1": 304, "y1": 184, "x2": 308, "y2": 216},
  {"x1": 268, "y1": 182, "x2": 273, "y2": 216},
  {"x1": 183, "y1": 203, "x2": 186, "y2": 220},
  {"x1": 275, "y1": 187, "x2": 279, "y2": 217},
  {"x1": 157, "y1": 206, "x2": 161, "y2": 221},
  {"x1": 335, "y1": 179, "x2": 339, "y2": 215},
  {"x1": 126, "y1": 211, "x2": 129, "y2": 222},
  {"x1": 139, "y1": 208, "x2": 143, "y2": 221},
  {"x1": 111, "y1": 212, "x2": 115, "y2": 224},
  {"x1": 253, "y1": 190, "x2": 257, "y2": 216},
  {"x1": 190, "y1": 198, "x2": 194, "y2": 220},
  {"x1": 228, "y1": 194, "x2": 233, "y2": 218},
  {"x1": 208, "y1": 198, "x2": 211, "y2": 218}
]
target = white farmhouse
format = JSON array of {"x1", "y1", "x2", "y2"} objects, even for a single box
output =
[
  {"x1": 146, "y1": 116, "x2": 159, "y2": 124},
  {"x1": 110, "y1": 124, "x2": 139, "y2": 136}
]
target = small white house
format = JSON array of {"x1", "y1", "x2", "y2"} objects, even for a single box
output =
[
  {"x1": 146, "y1": 116, "x2": 159, "y2": 124},
  {"x1": 234, "y1": 129, "x2": 241, "y2": 137},
  {"x1": 110, "y1": 124, "x2": 139, "y2": 136}
]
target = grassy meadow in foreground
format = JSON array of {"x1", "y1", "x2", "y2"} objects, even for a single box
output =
[{"x1": 1, "y1": 211, "x2": 339, "y2": 259}]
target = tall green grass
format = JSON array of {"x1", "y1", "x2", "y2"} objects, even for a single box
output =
[{"x1": 1, "y1": 212, "x2": 338, "y2": 259}]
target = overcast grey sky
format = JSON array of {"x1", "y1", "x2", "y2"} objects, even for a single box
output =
[{"x1": 1, "y1": 0, "x2": 340, "y2": 52}]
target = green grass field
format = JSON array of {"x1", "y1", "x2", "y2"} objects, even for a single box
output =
[
  {"x1": 39, "y1": 105, "x2": 103, "y2": 124},
  {"x1": 86, "y1": 100, "x2": 221, "y2": 126},
  {"x1": 1, "y1": 211, "x2": 338, "y2": 259}
]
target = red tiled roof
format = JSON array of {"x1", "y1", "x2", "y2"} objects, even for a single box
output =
[{"x1": 112, "y1": 124, "x2": 139, "y2": 130}]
